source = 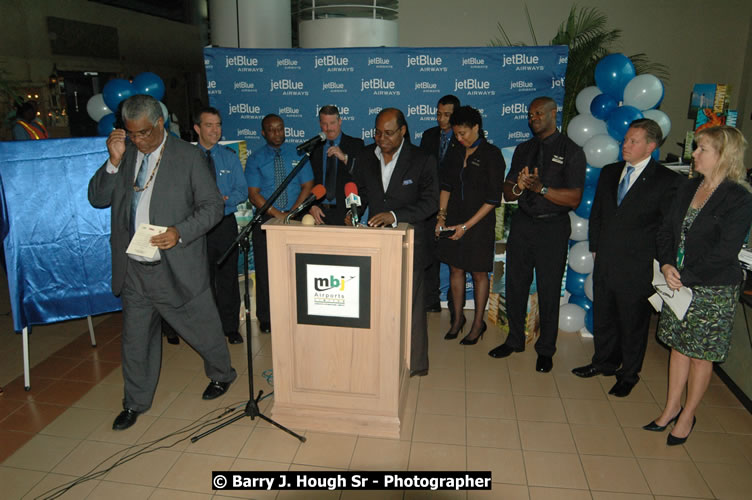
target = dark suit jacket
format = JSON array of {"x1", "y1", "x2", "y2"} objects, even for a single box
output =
[
  {"x1": 657, "y1": 177, "x2": 752, "y2": 287},
  {"x1": 354, "y1": 139, "x2": 439, "y2": 265},
  {"x1": 589, "y1": 159, "x2": 682, "y2": 296},
  {"x1": 88, "y1": 134, "x2": 224, "y2": 306},
  {"x1": 310, "y1": 132, "x2": 364, "y2": 223},
  {"x1": 419, "y1": 126, "x2": 459, "y2": 171}
]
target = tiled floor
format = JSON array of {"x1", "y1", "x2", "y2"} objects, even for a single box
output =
[{"x1": 2, "y1": 283, "x2": 752, "y2": 498}]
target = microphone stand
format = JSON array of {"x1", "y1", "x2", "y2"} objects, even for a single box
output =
[{"x1": 191, "y1": 149, "x2": 315, "y2": 445}]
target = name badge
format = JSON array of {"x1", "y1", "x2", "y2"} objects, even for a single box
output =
[
  {"x1": 552, "y1": 155, "x2": 564, "y2": 164},
  {"x1": 403, "y1": 179, "x2": 413, "y2": 186}
]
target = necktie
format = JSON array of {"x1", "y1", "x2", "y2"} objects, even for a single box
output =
[
  {"x1": 205, "y1": 150, "x2": 217, "y2": 181},
  {"x1": 617, "y1": 165, "x2": 635, "y2": 206},
  {"x1": 130, "y1": 153, "x2": 150, "y2": 237},
  {"x1": 324, "y1": 140, "x2": 336, "y2": 201},
  {"x1": 439, "y1": 132, "x2": 449, "y2": 162},
  {"x1": 274, "y1": 149, "x2": 288, "y2": 209}
]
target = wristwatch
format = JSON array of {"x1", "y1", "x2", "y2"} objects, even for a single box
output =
[{"x1": 539, "y1": 185, "x2": 548, "y2": 196}]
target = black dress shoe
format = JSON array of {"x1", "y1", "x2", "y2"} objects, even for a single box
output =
[
  {"x1": 112, "y1": 409, "x2": 139, "y2": 430},
  {"x1": 571, "y1": 364, "x2": 615, "y2": 378},
  {"x1": 667, "y1": 416, "x2": 696, "y2": 446},
  {"x1": 444, "y1": 315, "x2": 466, "y2": 340},
  {"x1": 460, "y1": 321, "x2": 486, "y2": 345},
  {"x1": 608, "y1": 380, "x2": 635, "y2": 397},
  {"x1": 488, "y1": 344, "x2": 523, "y2": 359},
  {"x1": 259, "y1": 321, "x2": 271, "y2": 334},
  {"x1": 643, "y1": 408, "x2": 683, "y2": 432},
  {"x1": 410, "y1": 368, "x2": 428, "y2": 377},
  {"x1": 202, "y1": 380, "x2": 231, "y2": 400},
  {"x1": 166, "y1": 335, "x2": 180, "y2": 345},
  {"x1": 426, "y1": 302, "x2": 442, "y2": 313},
  {"x1": 535, "y1": 355, "x2": 553, "y2": 373},
  {"x1": 225, "y1": 331, "x2": 244, "y2": 344}
]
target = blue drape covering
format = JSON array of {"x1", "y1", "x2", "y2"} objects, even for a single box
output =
[{"x1": 0, "y1": 138, "x2": 122, "y2": 331}]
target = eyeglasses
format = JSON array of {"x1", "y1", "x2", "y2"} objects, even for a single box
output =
[
  {"x1": 126, "y1": 123, "x2": 156, "y2": 140},
  {"x1": 374, "y1": 128, "x2": 400, "y2": 138}
]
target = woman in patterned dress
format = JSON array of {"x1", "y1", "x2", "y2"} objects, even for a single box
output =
[{"x1": 644, "y1": 126, "x2": 752, "y2": 445}]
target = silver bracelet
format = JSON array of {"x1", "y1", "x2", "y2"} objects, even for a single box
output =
[
  {"x1": 461, "y1": 224, "x2": 467, "y2": 232},
  {"x1": 512, "y1": 184, "x2": 523, "y2": 196}
]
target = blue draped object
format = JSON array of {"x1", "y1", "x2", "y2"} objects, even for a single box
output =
[{"x1": 0, "y1": 138, "x2": 122, "y2": 331}]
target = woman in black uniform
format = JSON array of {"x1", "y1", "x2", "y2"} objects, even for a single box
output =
[{"x1": 436, "y1": 106, "x2": 505, "y2": 344}]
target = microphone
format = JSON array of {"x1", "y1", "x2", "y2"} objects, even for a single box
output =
[
  {"x1": 296, "y1": 132, "x2": 326, "y2": 155},
  {"x1": 344, "y1": 182, "x2": 361, "y2": 226},
  {"x1": 285, "y1": 184, "x2": 326, "y2": 223}
]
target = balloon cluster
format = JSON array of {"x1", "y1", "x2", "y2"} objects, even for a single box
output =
[
  {"x1": 559, "y1": 53, "x2": 669, "y2": 334},
  {"x1": 86, "y1": 72, "x2": 167, "y2": 136}
]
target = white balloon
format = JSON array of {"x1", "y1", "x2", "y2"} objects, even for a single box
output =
[
  {"x1": 559, "y1": 303, "x2": 586, "y2": 332},
  {"x1": 567, "y1": 114, "x2": 608, "y2": 147},
  {"x1": 159, "y1": 101, "x2": 169, "y2": 121},
  {"x1": 584, "y1": 273, "x2": 594, "y2": 301},
  {"x1": 643, "y1": 109, "x2": 671, "y2": 138},
  {"x1": 623, "y1": 74, "x2": 663, "y2": 111},
  {"x1": 569, "y1": 241, "x2": 594, "y2": 274},
  {"x1": 583, "y1": 134, "x2": 620, "y2": 168},
  {"x1": 569, "y1": 212, "x2": 589, "y2": 241},
  {"x1": 575, "y1": 86, "x2": 602, "y2": 115},
  {"x1": 86, "y1": 93, "x2": 112, "y2": 122}
]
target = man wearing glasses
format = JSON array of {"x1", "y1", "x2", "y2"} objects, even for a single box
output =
[
  {"x1": 89, "y1": 94, "x2": 237, "y2": 431},
  {"x1": 352, "y1": 108, "x2": 438, "y2": 377}
]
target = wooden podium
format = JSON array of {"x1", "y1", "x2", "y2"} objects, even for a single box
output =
[{"x1": 264, "y1": 219, "x2": 414, "y2": 438}]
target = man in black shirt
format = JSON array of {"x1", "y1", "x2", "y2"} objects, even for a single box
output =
[{"x1": 489, "y1": 96, "x2": 586, "y2": 372}]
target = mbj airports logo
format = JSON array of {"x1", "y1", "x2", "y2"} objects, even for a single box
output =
[
  {"x1": 224, "y1": 55, "x2": 264, "y2": 72},
  {"x1": 407, "y1": 104, "x2": 437, "y2": 122},
  {"x1": 360, "y1": 78, "x2": 399, "y2": 96},
  {"x1": 233, "y1": 81, "x2": 256, "y2": 93},
  {"x1": 501, "y1": 53, "x2": 544, "y2": 71},
  {"x1": 406, "y1": 54, "x2": 446, "y2": 72},
  {"x1": 454, "y1": 78, "x2": 495, "y2": 96},
  {"x1": 307, "y1": 264, "x2": 360, "y2": 317},
  {"x1": 270, "y1": 79, "x2": 309, "y2": 96},
  {"x1": 277, "y1": 57, "x2": 300, "y2": 70},
  {"x1": 207, "y1": 80, "x2": 221, "y2": 95},
  {"x1": 368, "y1": 56, "x2": 392, "y2": 68},
  {"x1": 314, "y1": 55, "x2": 353, "y2": 72},
  {"x1": 462, "y1": 56, "x2": 488, "y2": 69}
]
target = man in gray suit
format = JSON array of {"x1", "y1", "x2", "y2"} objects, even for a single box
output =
[{"x1": 89, "y1": 94, "x2": 236, "y2": 431}]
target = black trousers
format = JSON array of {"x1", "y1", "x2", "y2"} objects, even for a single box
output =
[
  {"x1": 424, "y1": 214, "x2": 441, "y2": 307},
  {"x1": 592, "y1": 278, "x2": 652, "y2": 385},
  {"x1": 251, "y1": 215, "x2": 271, "y2": 324},
  {"x1": 504, "y1": 211, "x2": 570, "y2": 356},
  {"x1": 207, "y1": 214, "x2": 241, "y2": 334}
]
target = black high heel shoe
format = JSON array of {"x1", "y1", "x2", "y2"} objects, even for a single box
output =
[
  {"x1": 643, "y1": 407, "x2": 683, "y2": 432},
  {"x1": 667, "y1": 416, "x2": 696, "y2": 446},
  {"x1": 444, "y1": 315, "x2": 466, "y2": 340},
  {"x1": 460, "y1": 321, "x2": 487, "y2": 345}
]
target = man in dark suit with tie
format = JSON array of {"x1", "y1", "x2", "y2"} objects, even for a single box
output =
[
  {"x1": 419, "y1": 95, "x2": 460, "y2": 313},
  {"x1": 354, "y1": 108, "x2": 439, "y2": 376},
  {"x1": 572, "y1": 118, "x2": 681, "y2": 397},
  {"x1": 308, "y1": 105, "x2": 364, "y2": 225},
  {"x1": 89, "y1": 94, "x2": 237, "y2": 431}
]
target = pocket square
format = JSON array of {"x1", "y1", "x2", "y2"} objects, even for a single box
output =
[{"x1": 402, "y1": 179, "x2": 413, "y2": 185}]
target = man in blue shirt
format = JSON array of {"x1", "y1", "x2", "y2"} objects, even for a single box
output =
[
  {"x1": 246, "y1": 114, "x2": 314, "y2": 333},
  {"x1": 193, "y1": 107, "x2": 249, "y2": 344}
]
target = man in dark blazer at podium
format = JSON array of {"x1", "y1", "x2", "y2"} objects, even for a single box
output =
[
  {"x1": 419, "y1": 95, "x2": 460, "y2": 313},
  {"x1": 89, "y1": 94, "x2": 236, "y2": 431},
  {"x1": 353, "y1": 108, "x2": 439, "y2": 376},
  {"x1": 309, "y1": 105, "x2": 364, "y2": 225},
  {"x1": 573, "y1": 118, "x2": 682, "y2": 397}
]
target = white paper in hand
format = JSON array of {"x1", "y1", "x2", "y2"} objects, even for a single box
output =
[
  {"x1": 126, "y1": 224, "x2": 167, "y2": 259},
  {"x1": 649, "y1": 259, "x2": 693, "y2": 321}
]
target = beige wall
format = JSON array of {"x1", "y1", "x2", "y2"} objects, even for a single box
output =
[{"x1": 398, "y1": 0, "x2": 752, "y2": 151}]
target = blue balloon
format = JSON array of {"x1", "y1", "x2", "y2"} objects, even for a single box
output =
[
  {"x1": 585, "y1": 164, "x2": 602, "y2": 187},
  {"x1": 565, "y1": 269, "x2": 588, "y2": 296},
  {"x1": 590, "y1": 94, "x2": 618, "y2": 120},
  {"x1": 102, "y1": 78, "x2": 133, "y2": 112},
  {"x1": 595, "y1": 54, "x2": 636, "y2": 101},
  {"x1": 569, "y1": 294, "x2": 592, "y2": 312},
  {"x1": 132, "y1": 72, "x2": 165, "y2": 101},
  {"x1": 97, "y1": 113, "x2": 116, "y2": 136},
  {"x1": 651, "y1": 147, "x2": 660, "y2": 161},
  {"x1": 585, "y1": 307, "x2": 594, "y2": 333},
  {"x1": 575, "y1": 183, "x2": 597, "y2": 218},
  {"x1": 606, "y1": 105, "x2": 643, "y2": 141}
]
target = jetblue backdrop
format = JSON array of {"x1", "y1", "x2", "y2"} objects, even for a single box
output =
[{"x1": 204, "y1": 46, "x2": 568, "y2": 149}]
